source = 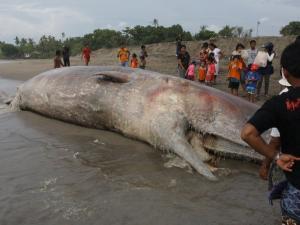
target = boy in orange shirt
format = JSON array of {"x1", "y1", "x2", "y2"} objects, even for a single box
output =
[
  {"x1": 117, "y1": 45, "x2": 130, "y2": 67},
  {"x1": 131, "y1": 53, "x2": 139, "y2": 68},
  {"x1": 228, "y1": 55, "x2": 243, "y2": 96}
]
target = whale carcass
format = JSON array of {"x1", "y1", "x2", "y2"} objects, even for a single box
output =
[{"x1": 11, "y1": 66, "x2": 262, "y2": 180}]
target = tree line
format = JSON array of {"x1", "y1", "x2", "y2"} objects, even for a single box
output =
[{"x1": 0, "y1": 21, "x2": 299, "y2": 59}]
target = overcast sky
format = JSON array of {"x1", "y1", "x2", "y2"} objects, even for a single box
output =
[{"x1": 1, "y1": 0, "x2": 300, "y2": 43}]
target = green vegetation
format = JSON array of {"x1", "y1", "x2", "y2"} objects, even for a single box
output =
[
  {"x1": 280, "y1": 21, "x2": 300, "y2": 36},
  {"x1": 0, "y1": 21, "x2": 296, "y2": 59}
]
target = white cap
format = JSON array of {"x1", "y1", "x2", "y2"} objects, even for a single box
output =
[{"x1": 279, "y1": 73, "x2": 291, "y2": 87}]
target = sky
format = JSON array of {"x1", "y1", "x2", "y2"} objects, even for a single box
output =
[{"x1": 0, "y1": 0, "x2": 300, "y2": 43}]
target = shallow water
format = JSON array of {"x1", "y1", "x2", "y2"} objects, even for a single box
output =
[{"x1": 0, "y1": 78, "x2": 280, "y2": 225}]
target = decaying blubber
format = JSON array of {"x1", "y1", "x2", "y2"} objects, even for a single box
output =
[{"x1": 11, "y1": 66, "x2": 263, "y2": 180}]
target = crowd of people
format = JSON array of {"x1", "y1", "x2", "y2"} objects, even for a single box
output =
[
  {"x1": 177, "y1": 39, "x2": 279, "y2": 102},
  {"x1": 242, "y1": 37, "x2": 300, "y2": 225},
  {"x1": 116, "y1": 45, "x2": 148, "y2": 69},
  {"x1": 53, "y1": 43, "x2": 149, "y2": 70}
]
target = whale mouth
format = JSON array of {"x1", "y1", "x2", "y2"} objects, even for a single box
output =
[{"x1": 186, "y1": 130, "x2": 263, "y2": 163}]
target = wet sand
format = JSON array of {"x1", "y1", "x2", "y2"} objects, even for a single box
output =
[
  {"x1": 0, "y1": 61, "x2": 281, "y2": 224},
  {"x1": 0, "y1": 105, "x2": 280, "y2": 225}
]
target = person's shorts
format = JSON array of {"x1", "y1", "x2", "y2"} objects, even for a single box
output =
[
  {"x1": 246, "y1": 86, "x2": 256, "y2": 95},
  {"x1": 121, "y1": 61, "x2": 129, "y2": 67},
  {"x1": 228, "y1": 78, "x2": 240, "y2": 89}
]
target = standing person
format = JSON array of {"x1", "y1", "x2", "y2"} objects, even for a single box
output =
[
  {"x1": 227, "y1": 54, "x2": 242, "y2": 96},
  {"x1": 208, "y1": 43, "x2": 224, "y2": 84},
  {"x1": 130, "y1": 53, "x2": 139, "y2": 68},
  {"x1": 82, "y1": 44, "x2": 91, "y2": 66},
  {"x1": 54, "y1": 50, "x2": 64, "y2": 69},
  {"x1": 199, "y1": 42, "x2": 209, "y2": 63},
  {"x1": 185, "y1": 60, "x2": 196, "y2": 81},
  {"x1": 139, "y1": 45, "x2": 148, "y2": 69},
  {"x1": 247, "y1": 40, "x2": 258, "y2": 67},
  {"x1": 117, "y1": 45, "x2": 130, "y2": 67},
  {"x1": 241, "y1": 41, "x2": 300, "y2": 225},
  {"x1": 245, "y1": 64, "x2": 260, "y2": 102},
  {"x1": 205, "y1": 55, "x2": 216, "y2": 86},
  {"x1": 259, "y1": 72, "x2": 292, "y2": 180},
  {"x1": 176, "y1": 37, "x2": 182, "y2": 57},
  {"x1": 198, "y1": 61, "x2": 206, "y2": 83},
  {"x1": 177, "y1": 45, "x2": 190, "y2": 79},
  {"x1": 256, "y1": 42, "x2": 275, "y2": 98},
  {"x1": 233, "y1": 43, "x2": 248, "y2": 93},
  {"x1": 62, "y1": 46, "x2": 70, "y2": 67}
]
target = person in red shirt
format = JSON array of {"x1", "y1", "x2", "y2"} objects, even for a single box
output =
[
  {"x1": 205, "y1": 56, "x2": 216, "y2": 86},
  {"x1": 131, "y1": 53, "x2": 139, "y2": 68},
  {"x1": 82, "y1": 44, "x2": 91, "y2": 66}
]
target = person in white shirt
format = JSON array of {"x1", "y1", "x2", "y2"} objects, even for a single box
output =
[
  {"x1": 256, "y1": 42, "x2": 275, "y2": 98},
  {"x1": 208, "y1": 43, "x2": 224, "y2": 84},
  {"x1": 247, "y1": 40, "x2": 258, "y2": 66}
]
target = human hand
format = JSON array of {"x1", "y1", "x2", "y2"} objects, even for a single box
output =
[
  {"x1": 259, "y1": 161, "x2": 270, "y2": 180},
  {"x1": 276, "y1": 154, "x2": 300, "y2": 172}
]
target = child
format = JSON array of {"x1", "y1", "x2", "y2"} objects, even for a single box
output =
[
  {"x1": 139, "y1": 45, "x2": 148, "y2": 69},
  {"x1": 245, "y1": 64, "x2": 260, "y2": 102},
  {"x1": 185, "y1": 60, "x2": 196, "y2": 81},
  {"x1": 228, "y1": 54, "x2": 242, "y2": 96},
  {"x1": 131, "y1": 53, "x2": 139, "y2": 68},
  {"x1": 198, "y1": 61, "x2": 206, "y2": 83},
  {"x1": 205, "y1": 56, "x2": 216, "y2": 86},
  {"x1": 54, "y1": 50, "x2": 64, "y2": 69},
  {"x1": 82, "y1": 44, "x2": 91, "y2": 66}
]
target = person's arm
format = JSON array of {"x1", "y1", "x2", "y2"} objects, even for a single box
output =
[
  {"x1": 259, "y1": 137, "x2": 280, "y2": 180},
  {"x1": 241, "y1": 124, "x2": 300, "y2": 172},
  {"x1": 219, "y1": 51, "x2": 224, "y2": 60},
  {"x1": 177, "y1": 56, "x2": 184, "y2": 69},
  {"x1": 241, "y1": 123, "x2": 278, "y2": 160}
]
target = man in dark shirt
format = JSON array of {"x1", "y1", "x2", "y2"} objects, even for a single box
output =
[
  {"x1": 241, "y1": 41, "x2": 300, "y2": 224},
  {"x1": 177, "y1": 45, "x2": 190, "y2": 79}
]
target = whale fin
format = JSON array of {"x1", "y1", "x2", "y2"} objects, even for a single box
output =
[
  {"x1": 171, "y1": 138, "x2": 218, "y2": 181},
  {"x1": 93, "y1": 72, "x2": 129, "y2": 83}
]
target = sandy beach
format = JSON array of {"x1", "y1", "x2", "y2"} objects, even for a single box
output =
[{"x1": 1, "y1": 38, "x2": 296, "y2": 224}]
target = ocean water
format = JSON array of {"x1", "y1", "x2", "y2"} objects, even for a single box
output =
[{"x1": 0, "y1": 78, "x2": 280, "y2": 225}]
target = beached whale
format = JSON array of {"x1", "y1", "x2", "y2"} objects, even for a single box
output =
[{"x1": 11, "y1": 66, "x2": 262, "y2": 180}]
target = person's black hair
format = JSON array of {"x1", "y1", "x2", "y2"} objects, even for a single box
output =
[
  {"x1": 181, "y1": 44, "x2": 186, "y2": 49},
  {"x1": 141, "y1": 45, "x2": 145, "y2": 49},
  {"x1": 248, "y1": 64, "x2": 252, "y2": 70},
  {"x1": 264, "y1": 42, "x2": 274, "y2": 54},
  {"x1": 295, "y1": 36, "x2": 300, "y2": 43},
  {"x1": 202, "y1": 42, "x2": 209, "y2": 48},
  {"x1": 132, "y1": 53, "x2": 137, "y2": 58},
  {"x1": 56, "y1": 50, "x2": 61, "y2": 56},
  {"x1": 250, "y1": 40, "x2": 256, "y2": 44},
  {"x1": 235, "y1": 43, "x2": 245, "y2": 50},
  {"x1": 232, "y1": 54, "x2": 241, "y2": 60},
  {"x1": 281, "y1": 41, "x2": 300, "y2": 78},
  {"x1": 191, "y1": 60, "x2": 196, "y2": 65},
  {"x1": 209, "y1": 43, "x2": 217, "y2": 49},
  {"x1": 207, "y1": 54, "x2": 215, "y2": 62}
]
